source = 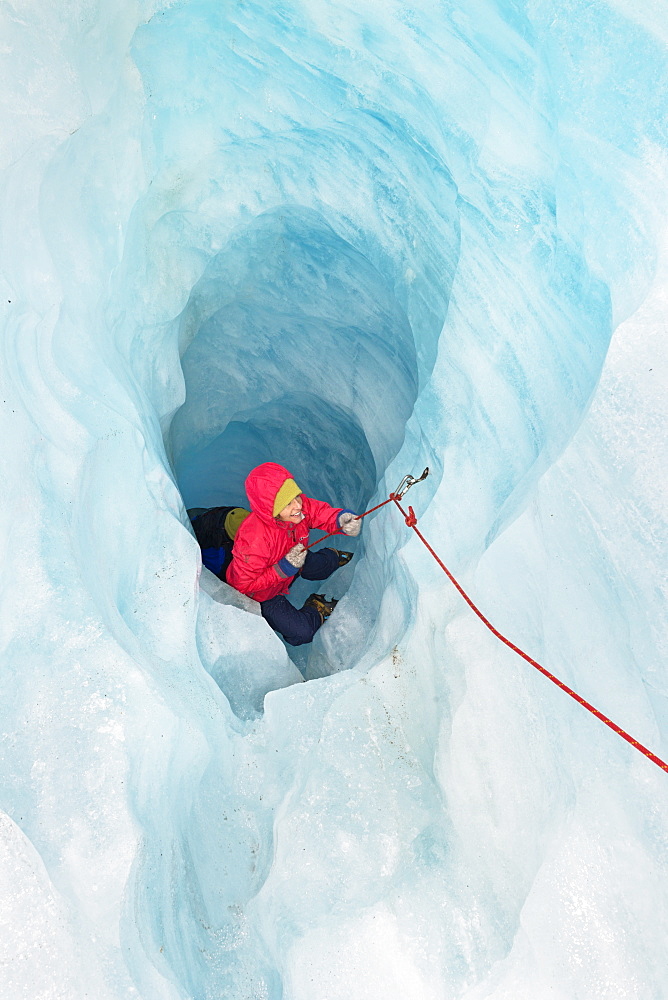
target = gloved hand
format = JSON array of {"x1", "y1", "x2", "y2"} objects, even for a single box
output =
[
  {"x1": 284, "y1": 542, "x2": 307, "y2": 569},
  {"x1": 338, "y1": 511, "x2": 361, "y2": 537}
]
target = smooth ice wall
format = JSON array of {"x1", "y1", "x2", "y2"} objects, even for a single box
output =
[{"x1": 1, "y1": 1, "x2": 667, "y2": 998}]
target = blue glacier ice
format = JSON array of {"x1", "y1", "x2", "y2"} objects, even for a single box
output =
[{"x1": 1, "y1": 0, "x2": 667, "y2": 996}]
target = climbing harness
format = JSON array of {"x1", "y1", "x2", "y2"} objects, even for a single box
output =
[{"x1": 310, "y1": 468, "x2": 668, "y2": 776}]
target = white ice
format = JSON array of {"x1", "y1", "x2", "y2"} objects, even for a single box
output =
[{"x1": 1, "y1": 1, "x2": 667, "y2": 997}]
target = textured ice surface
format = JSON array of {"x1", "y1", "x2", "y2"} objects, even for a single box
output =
[{"x1": 1, "y1": 1, "x2": 667, "y2": 997}]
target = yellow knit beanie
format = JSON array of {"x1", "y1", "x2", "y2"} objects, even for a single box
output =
[
  {"x1": 273, "y1": 478, "x2": 302, "y2": 517},
  {"x1": 224, "y1": 507, "x2": 250, "y2": 539}
]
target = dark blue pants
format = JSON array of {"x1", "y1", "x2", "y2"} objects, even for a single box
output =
[{"x1": 260, "y1": 547, "x2": 340, "y2": 646}]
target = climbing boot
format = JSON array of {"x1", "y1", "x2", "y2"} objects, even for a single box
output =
[
  {"x1": 304, "y1": 593, "x2": 339, "y2": 623},
  {"x1": 334, "y1": 549, "x2": 354, "y2": 567}
]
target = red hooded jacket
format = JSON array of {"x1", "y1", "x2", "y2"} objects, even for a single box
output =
[{"x1": 226, "y1": 462, "x2": 344, "y2": 602}]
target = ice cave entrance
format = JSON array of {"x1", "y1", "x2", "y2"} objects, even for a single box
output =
[{"x1": 169, "y1": 206, "x2": 421, "y2": 568}]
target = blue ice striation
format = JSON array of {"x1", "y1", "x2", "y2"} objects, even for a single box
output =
[{"x1": 1, "y1": 1, "x2": 668, "y2": 997}]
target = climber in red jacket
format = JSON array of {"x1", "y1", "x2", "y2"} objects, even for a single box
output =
[{"x1": 226, "y1": 462, "x2": 361, "y2": 645}]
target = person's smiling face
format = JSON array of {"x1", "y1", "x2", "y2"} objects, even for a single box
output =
[{"x1": 278, "y1": 495, "x2": 303, "y2": 523}]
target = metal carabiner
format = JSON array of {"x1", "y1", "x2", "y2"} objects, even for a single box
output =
[{"x1": 391, "y1": 467, "x2": 430, "y2": 500}]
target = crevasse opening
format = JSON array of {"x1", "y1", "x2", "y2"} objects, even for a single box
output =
[
  {"x1": 170, "y1": 206, "x2": 420, "y2": 515},
  {"x1": 167, "y1": 202, "x2": 454, "y2": 675}
]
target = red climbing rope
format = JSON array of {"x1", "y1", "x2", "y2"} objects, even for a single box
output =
[
  {"x1": 390, "y1": 494, "x2": 668, "y2": 776},
  {"x1": 302, "y1": 495, "x2": 395, "y2": 550},
  {"x1": 303, "y1": 469, "x2": 432, "y2": 550},
  {"x1": 306, "y1": 468, "x2": 668, "y2": 776}
]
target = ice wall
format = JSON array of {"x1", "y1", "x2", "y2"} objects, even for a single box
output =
[{"x1": 1, "y1": 1, "x2": 667, "y2": 998}]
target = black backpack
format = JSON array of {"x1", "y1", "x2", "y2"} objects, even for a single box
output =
[{"x1": 188, "y1": 506, "x2": 249, "y2": 580}]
